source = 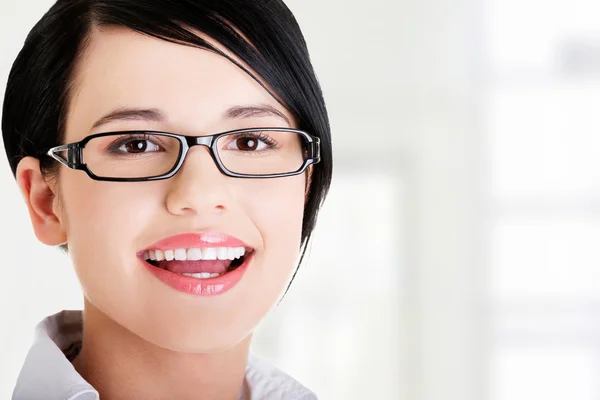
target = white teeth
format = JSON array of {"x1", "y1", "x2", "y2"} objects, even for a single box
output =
[
  {"x1": 174, "y1": 248, "x2": 187, "y2": 261},
  {"x1": 145, "y1": 247, "x2": 247, "y2": 262},
  {"x1": 187, "y1": 248, "x2": 202, "y2": 261},
  {"x1": 181, "y1": 272, "x2": 221, "y2": 279},
  {"x1": 217, "y1": 247, "x2": 228, "y2": 260},
  {"x1": 202, "y1": 248, "x2": 217, "y2": 260}
]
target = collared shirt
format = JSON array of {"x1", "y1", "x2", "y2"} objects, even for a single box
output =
[{"x1": 12, "y1": 310, "x2": 317, "y2": 400}]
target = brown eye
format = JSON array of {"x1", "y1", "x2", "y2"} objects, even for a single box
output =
[
  {"x1": 125, "y1": 140, "x2": 148, "y2": 153},
  {"x1": 226, "y1": 135, "x2": 272, "y2": 152},
  {"x1": 119, "y1": 139, "x2": 160, "y2": 154},
  {"x1": 235, "y1": 137, "x2": 260, "y2": 151}
]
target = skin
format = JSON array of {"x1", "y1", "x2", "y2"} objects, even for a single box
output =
[{"x1": 16, "y1": 25, "x2": 308, "y2": 400}]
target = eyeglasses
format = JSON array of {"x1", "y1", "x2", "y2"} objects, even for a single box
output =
[{"x1": 46, "y1": 128, "x2": 321, "y2": 182}]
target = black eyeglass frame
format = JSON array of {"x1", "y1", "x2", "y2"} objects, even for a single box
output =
[{"x1": 45, "y1": 127, "x2": 321, "y2": 182}]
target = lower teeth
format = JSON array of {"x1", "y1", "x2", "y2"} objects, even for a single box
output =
[
  {"x1": 181, "y1": 272, "x2": 221, "y2": 279},
  {"x1": 147, "y1": 253, "x2": 248, "y2": 276}
]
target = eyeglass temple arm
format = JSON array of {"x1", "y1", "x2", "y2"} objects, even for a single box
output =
[
  {"x1": 311, "y1": 137, "x2": 321, "y2": 163},
  {"x1": 47, "y1": 144, "x2": 82, "y2": 169}
]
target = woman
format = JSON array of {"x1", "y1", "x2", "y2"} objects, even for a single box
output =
[{"x1": 2, "y1": 0, "x2": 332, "y2": 399}]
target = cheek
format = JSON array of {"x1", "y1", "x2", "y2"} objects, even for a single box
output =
[
  {"x1": 240, "y1": 175, "x2": 307, "y2": 298},
  {"x1": 62, "y1": 175, "x2": 153, "y2": 242},
  {"x1": 59, "y1": 173, "x2": 157, "y2": 290},
  {"x1": 247, "y1": 175, "x2": 306, "y2": 250}
]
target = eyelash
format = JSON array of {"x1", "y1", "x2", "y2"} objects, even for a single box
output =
[
  {"x1": 106, "y1": 134, "x2": 162, "y2": 153},
  {"x1": 103, "y1": 131, "x2": 281, "y2": 155},
  {"x1": 229, "y1": 132, "x2": 279, "y2": 148}
]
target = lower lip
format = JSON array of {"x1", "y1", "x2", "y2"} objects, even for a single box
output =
[{"x1": 142, "y1": 254, "x2": 253, "y2": 296}]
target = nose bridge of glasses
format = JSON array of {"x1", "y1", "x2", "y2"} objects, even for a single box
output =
[
  {"x1": 185, "y1": 135, "x2": 214, "y2": 148},
  {"x1": 179, "y1": 135, "x2": 221, "y2": 174}
]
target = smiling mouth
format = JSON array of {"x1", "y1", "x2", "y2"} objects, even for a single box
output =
[{"x1": 143, "y1": 247, "x2": 252, "y2": 279}]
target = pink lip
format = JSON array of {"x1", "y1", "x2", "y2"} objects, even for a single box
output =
[
  {"x1": 142, "y1": 253, "x2": 253, "y2": 297},
  {"x1": 139, "y1": 233, "x2": 253, "y2": 297},
  {"x1": 141, "y1": 233, "x2": 251, "y2": 253}
]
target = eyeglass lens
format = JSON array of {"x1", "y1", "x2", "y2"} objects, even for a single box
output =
[{"x1": 81, "y1": 130, "x2": 308, "y2": 178}]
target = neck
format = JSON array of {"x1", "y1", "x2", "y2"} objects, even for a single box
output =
[{"x1": 72, "y1": 299, "x2": 251, "y2": 400}]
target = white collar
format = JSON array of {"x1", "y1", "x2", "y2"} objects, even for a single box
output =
[{"x1": 13, "y1": 310, "x2": 316, "y2": 400}]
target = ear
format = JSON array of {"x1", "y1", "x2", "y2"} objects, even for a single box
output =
[{"x1": 16, "y1": 157, "x2": 67, "y2": 246}]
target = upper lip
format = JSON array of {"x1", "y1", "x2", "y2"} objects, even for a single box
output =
[{"x1": 139, "y1": 232, "x2": 252, "y2": 253}]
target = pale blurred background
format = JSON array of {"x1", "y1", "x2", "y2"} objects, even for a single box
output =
[{"x1": 1, "y1": 0, "x2": 599, "y2": 399}]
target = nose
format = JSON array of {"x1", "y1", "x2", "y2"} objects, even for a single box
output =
[{"x1": 165, "y1": 145, "x2": 230, "y2": 217}]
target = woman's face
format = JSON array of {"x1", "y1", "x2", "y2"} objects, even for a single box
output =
[{"x1": 54, "y1": 26, "x2": 306, "y2": 352}]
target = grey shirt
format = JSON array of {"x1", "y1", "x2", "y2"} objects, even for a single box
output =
[{"x1": 12, "y1": 310, "x2": 317, "y2": 400}]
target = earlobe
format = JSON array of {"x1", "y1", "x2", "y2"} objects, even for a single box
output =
[{"x1": 16, "y1": 157, "x2": 67, "y2": 246}]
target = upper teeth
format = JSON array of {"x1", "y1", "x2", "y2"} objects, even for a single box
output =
[{"x1": 143, "y1": 247, "x2": 245, "y2": 262}]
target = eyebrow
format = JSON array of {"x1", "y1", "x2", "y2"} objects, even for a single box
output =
[
  {"x1": 92, "y1": 108, "x2": 165, "y2": 129},
  {"x1": 224, "y1": 104, "x2": 291, "y2": 126},
  {"x1": 91, "y1": 104, "x2": 291, "y2": 130}
]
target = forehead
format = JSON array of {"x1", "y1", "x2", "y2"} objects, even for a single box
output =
[{"x1": 65, "y1": 26, "x2": 289, "y2": 139}]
